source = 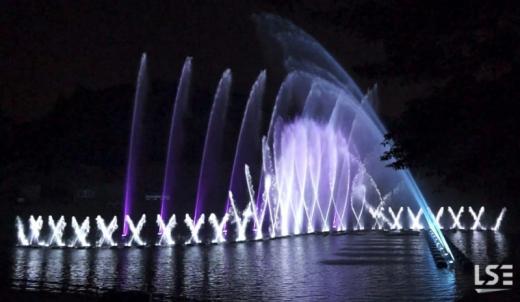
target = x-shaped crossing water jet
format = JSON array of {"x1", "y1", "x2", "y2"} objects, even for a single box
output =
[
  {"x1": 156, "y1": 214, "x2": 176, "y2": 246},
  {"x1": 96, "y1": 216, "x2": 118, "y2": 247},
  {"x1": 184, "y1": 213, "x2": 205, "y2": 244},
  {"x1": 469, "y1": 206, "x2": 486, "y2": 230},
  {"x1": 69, "y1": 216, "x2": 90, "y2": 247},
  {"x1": 407, "y1": 207, "x2": 424, "y2": 230},
  {"x1": 491, "y1": 207, "x2": 507, "y2": 232},
  {"x1": 350, "y1": 186, "x2": 366, "y2": 230},
  {"x1": 435, "y1": 207, "x2": 445, "y2": 229},
  {"x1": 229, "y1": 191, "x2": 253, "y2": 242},
  {"x1": 29, "y1": 215, "x2": 44, "y2": 246},
  {"x1": 15, "y1": 216, "x2": 29, "y2": 246},
  {"x1": 47, "y1": 215, "x2": 67, "y2": 247},
  {"x1": 448, "y1": 206, "x2": 464, "y2": 230},
  {"x1": 245, "y1": 165, "x2": 266, "y2": 240},
  {"x1": 208, "y1": 213, "x2": 229, "y2": 243},
  {"x1": 369, "y1": 206, "x2": 386, "y2": 230},
  {"x1": 125, "y1": 214, "x2": 146, "y2": 246},
  {"x1": 388, "y1": 207, "x2": 403, "y2": 230}
]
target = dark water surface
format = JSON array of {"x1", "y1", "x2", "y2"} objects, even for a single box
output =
[{"x1": 7, "y1": 232, "x2": 518, "y2": 301}]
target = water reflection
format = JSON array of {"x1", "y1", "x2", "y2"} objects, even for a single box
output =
[{"x1": 10, "y1": 232, "x2": 513, "y2": 300}]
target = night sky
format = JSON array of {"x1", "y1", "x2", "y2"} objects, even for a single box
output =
[{"x1": 1, "y1": 1, "x2": 408, "y2": 123}]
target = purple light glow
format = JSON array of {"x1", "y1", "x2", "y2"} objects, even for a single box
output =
[
  {"x1": 194, "y1": 70, "x2": 232, "y2": 220},
  {"x1": 122, "y1": 53, "x2": 148, "y2": 236},
  {"x1": 159, "y1": 57, "x2": 192, "y2": 224}
]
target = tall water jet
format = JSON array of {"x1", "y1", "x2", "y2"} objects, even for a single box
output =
[
  {"x1": 122, "y1": 53, "x2": 149, "y2": 236},
  {"x1": 160, "y1": 57, "x2": 192, "y2": 223},
  {"x1": 194, "y1": 70, "x2": 232, "y2": 219},
  {"x1": 225, "y1": 71, "x2": 266, "y2": 214}
]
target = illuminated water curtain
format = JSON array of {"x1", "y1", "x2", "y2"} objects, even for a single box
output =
[{"x1": 15, "y1": 16, "x2": 510, "y2": 265}]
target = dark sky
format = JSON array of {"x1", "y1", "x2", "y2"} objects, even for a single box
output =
[{"x1": 1, "y1": 1, "x2": 415, "y2": 122}]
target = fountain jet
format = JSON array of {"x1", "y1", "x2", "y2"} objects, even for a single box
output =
[
  {"x1": 69, "y1": 216, "x2": 90, "y2": 247},
  {"x1": 408, "y1": 208, "x2": 424, "y2": 230},
  {"x1": 448, "y1": 206, "x2": 464, "y2": 230},
  {"x1": 125, "y1": 214, "x2": 146, "y2": 246},
  {"x1": 160, "y1": 57, "x2": 192, "y2": 222},
  {"x1": 15, "y1": 217, "x2": 29, "y2": 246},
  {"x1": 492, "y1": 207, "x2": 507, "y2": 231},
  {"x1": 469, "y1": 206, "x2": 486, "y2": 230},
  {"x1": 194, "y1": 70, "x2": 232, "y2": 219},
  {"x1": 184, "y1": 213, "x2": 205, "y2": 244},
  {"x1": 47, "y1": 215, "x2": 67, "y2": 247},
  {"x1": 208, "y1": 213, "x2": 229, "y2": 243},
  {"x1": 29, "y1": 215, "x2": 44, "y2": 246},
  {"x1": 225, "y1": 71, "x2": 266, "y2": 215},
  {"x1": 156, "y1": 214, "x2": 177, "y2": 246},
  {"x1": 229, "y1": 191, "x2": 253, "y2": 241},
  {"x1": 122, "y1": 53, "x2": 149, "y2": 236},
  {"x1": 96, "y1": 216, "x2": 118, "y2": 247},
  {"x1": 388, "y1": 207, "x2": 403, "y2": 230}
]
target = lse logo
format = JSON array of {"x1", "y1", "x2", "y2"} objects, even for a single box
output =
[{"x1": 474, "y1": 264, "x2": 513, "y2": 293}]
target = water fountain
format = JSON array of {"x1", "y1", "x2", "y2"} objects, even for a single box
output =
[
  {"x1": 469, "y1": 206, "x2": 486, "y2": 230},
  {"x1": 194, "y1": 70, "x2": 232, "y2": 220},
  {"x1": 15, "y1": 16, "x2": 512, "y2": 270},
  {"x1": 208, "y1": 213, "x2": 229, "y2": 243},
  {"x1": 69, "y1": 217, "x2": 90, "y2": 247},
  {"x1": 125, "y1": 214, "x2": 146, "y2": 246},
  {"x1": 160, "y1": 58, "x2": 192, "y2": 222},
  {"x1": 96, "y1": 216, "x2": 118, "y2": 247},
  {"x1": 448, "y1": 206, "x2": 465, "y2": 230},
  {"x1": 122, "y1": 54, "x2": 148, "y2": 236},
  {"x1": 184, "y1": 214, "x2": 205, "y2": 245},
  {"x1": 388, "y1": 207, "x2": 403, "y2": 230},
  {"x1": 156, "y1": 214, "x2": 177, "y2": 246},
  {"x1": 47, "y1": 215, "x2": 66, "y2": 247}
]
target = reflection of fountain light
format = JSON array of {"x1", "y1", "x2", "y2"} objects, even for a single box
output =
[
  {"x1": 69, "y1": 216, "x2": 90, "y2": 247},
  {"x1": 491, "y1": 207, "x2": 507, "y2": 232},
  {"x1": 184, "y1": 213, "x2": 205, "y2": 244},
  {"x1": 469, "y1": 206, "x2": 486, "y2": 230},
  {"x1": 47, "y1": 216, "x2": 66, "y2": 247},
  {"x1": 208, "y1": 213, "x2": 228, "y2": 243},
  {"x1": 388, "y1": 207, "x2": 403, "y2": 230},
  {"x1": 156, "y1": 214, "x2": 177, "y2": 246},
  {"x1": 96, "y1": 216, "x2": 118, "y2": 247},
  {"x1": 125, "y1": 214, "x2": 147, "y2": 246},
  {"x1": 407, "y1": 208, "x2": 424, "y2": 230},
  {"x1": 448, "y1": 206, "x2": 464, "y2": 230}
]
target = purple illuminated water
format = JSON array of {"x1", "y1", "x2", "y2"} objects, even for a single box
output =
[
  {"x1": 160, "y1": 57, "x2": 192, "y2": 222},
  {"x1": 122, "y1": 53, "x2": 148, "y2": 236},
  {"x1": 194, "y1": 70, "x2": 232, "y2": 219}
]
